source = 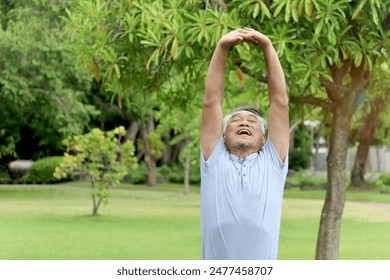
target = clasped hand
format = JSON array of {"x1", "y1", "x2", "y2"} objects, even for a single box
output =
[{"x1": 218, "y1": 27, "x2": 271, "y2": 50}]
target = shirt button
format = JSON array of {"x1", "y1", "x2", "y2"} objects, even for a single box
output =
[{"x1": 243, "y1": 174, "x2": 246, "y2": 176}]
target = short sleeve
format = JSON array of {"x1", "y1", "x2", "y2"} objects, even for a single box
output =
[
  {"x1": 200, "y1": 138, "x2": 226, "y2": 174},
  {"x1": 263, "y1": 137, "x2": 288, "y2": 177}
]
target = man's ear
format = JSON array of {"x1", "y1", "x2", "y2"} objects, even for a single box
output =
[{"x1": 261, "y1": 135, "x2": 266, "y2": 145}]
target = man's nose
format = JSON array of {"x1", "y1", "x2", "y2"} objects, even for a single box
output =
[{"x1": 239, "y1": 121, "x2": 249, "y2": 126}]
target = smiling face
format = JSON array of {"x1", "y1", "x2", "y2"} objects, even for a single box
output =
[{"x1": 223, "y1": 110, "x2": 265, "y2": 155}]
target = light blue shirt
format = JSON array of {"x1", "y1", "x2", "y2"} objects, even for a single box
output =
[{"x1": 200, "y1": 138, "x2": 288, "y2": 260}]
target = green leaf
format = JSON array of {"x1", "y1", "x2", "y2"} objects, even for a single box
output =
[
  {"x1": 328, "y1": 27, "x2": 336, "y2": 46},
  {"x1": 297, "y1": 0, "x2": 305, "y2": 15},
  {"x1": 285, "y1": 0, "x2": 291, "y2": 22},
  {"x1": 372, "y1": 6, "x2": 379, "y2": 25},
  {"x1": 171, "y1": 37, "x2": 179, "y2": 60},
  {"x1": 253, "y1": 3, "x2": 260, "y2": 18},
  {"x1": 292, "y1": 6, "x2": 299, "y2": 22},
  {"x1": 314, "y1": 19, "x2": 324, "y2": 37},
  {"x1": 305, "y1": 0, "x2": 313, "y2": 17},
  {"x1": 114, "y1": 63, "x2": 120, "y2": 79},
  {"x1": 352, "y1": 0, "x2": 367, "y2": 20},
  {"x1": 354, "y1": 52, "x2": 363, "y2": 67},
  {"x1": 273, "y1": 1, "x2": 285, "y2": 17},
  {"x1": 260, "y1": 1, "x2": 271, "y2": 19}
]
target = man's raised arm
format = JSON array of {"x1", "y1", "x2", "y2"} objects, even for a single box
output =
[
  {"x1": 201, "y1": 29, "x2": 246, "y2": 160},
  {"x1": 243, "y1": 28, "x2": 289, "y2": 161}
]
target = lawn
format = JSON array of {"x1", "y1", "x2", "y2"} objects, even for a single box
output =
[{"x1": 0, "y1": 183, "x2": 389, "y2": 260}]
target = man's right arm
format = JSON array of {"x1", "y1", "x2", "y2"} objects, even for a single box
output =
[
  {"x1": 201, "y1": 30, "x2": 246, "y2": 160},
  {"x1": 200, "y1": 44, "x2": 227, "y2": 160}
]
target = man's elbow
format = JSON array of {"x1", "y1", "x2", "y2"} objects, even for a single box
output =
[
  {"x1": 202, "y1": 96, "x2": 223, "y2": 109},
  {"x1": 271, "y1": 96, "x2": 289, "y2": 110}
]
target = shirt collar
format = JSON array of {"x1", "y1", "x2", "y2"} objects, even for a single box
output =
[{"x1": 229, "y1": 151, "x2": 258, "y2": 163}]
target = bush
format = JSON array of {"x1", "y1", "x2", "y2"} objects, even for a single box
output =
[
  {"x1": 24, "y1": 156, "x2": 66, "y2": 184},
  {"x1": 289, "y1": 124, "x2": 312, "y2": 170},
  {"x1": 156, "y1": 164, "x2": 172, "y2": 183},
  {"x1": 289, "y1": 150, "x2": 311, "y2": 170},
  {"x1": 125, "y1": 162, "x2": 201, "y2": 185},
  {"x1": 300, "y1": 176, "x2": 327, "y2": 187},
  {"x1": 0, "y1": 165, "x2": 11, "y2": 184},
  {"x1": 164, "y1": 164, "x2": 201, "y2": 185},
  {"x1": 126, "y1": 162, "x2": 148, "y2": 184},
  {"x1": 379, "y1": 174, "x2": 390, "y2": 187}
]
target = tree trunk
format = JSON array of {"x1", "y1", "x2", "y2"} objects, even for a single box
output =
[
  {"x1": 162, "y1": 134, "x2": 173, "y2": 164},
  {"x1": 141, "y1": 116, "x2": 157, "y2": 186},
  {"x1": 125, "y1": 121, "x2": 140, "y2": 142},
  {"x1": 315, "y1": 101, "x2": 351, "y2": 259},
  {"x1": 90, "y1": 175, "x2": 100, "y2": 216},
  {"x1": 351, "y1": 101, "x2": 383, "y2": 188},
  {"x1": 172, "y1": 140, "x2": 186, "y2": 162}
]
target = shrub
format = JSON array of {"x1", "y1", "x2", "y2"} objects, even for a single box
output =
[
  {"x1": 54, "y1": 127, "x2": 137, "y2": 215},
  {"x1": 165, "y1": 163, "x2": 201, "y2": 185},
  {"x1": 289, "y1": 150, "x2": 311, "y2": 170},
  {"x1": 126, "y1": 162, "x2": 148, "y2": 184},
  {"x1": 25, "y1": 156, "x2": 65, "y2": 184},
  {"x1": 300, "y1": 176, "x2": 327, "y2": 187},
  {"x1": 0, "y1": 165, "x2": 11, "y2": 184},
  {"x1": 289, "y1": 124, "x2": 312, "y2": 170},
  {"x1": 379, "y1": 174, "x2": 390, "y2": 187}
]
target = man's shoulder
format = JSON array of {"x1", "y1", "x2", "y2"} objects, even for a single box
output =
[{"x1": 201, "y1": 138, "x2": 228, "y2": 168}]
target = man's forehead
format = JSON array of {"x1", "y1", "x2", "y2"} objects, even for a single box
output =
[{"x1": 231, "y1": 111, "x2": 258, "y2": 118}]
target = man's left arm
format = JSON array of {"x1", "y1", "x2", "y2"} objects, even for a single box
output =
[
  {"x1": 243, "y1": 29, "x2": 289, "y2": 161},
  {"x1": 263, "y1": 42, "x2": 289, "y2": 162}
]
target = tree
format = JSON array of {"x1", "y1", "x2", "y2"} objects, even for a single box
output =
[
  {"x1": 0, "y1": 0, "x2": 96, "y2": 160},
  {"x1": 64, "y1": 0, "x2": 204, "y2": 185},
  {"x1": 54, "y1": 126, "x2": 137, "y2": 215}
]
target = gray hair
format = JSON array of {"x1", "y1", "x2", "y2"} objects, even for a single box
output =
[{"x1": 222, "y1": 106, "x2": 267, "y2": 135}]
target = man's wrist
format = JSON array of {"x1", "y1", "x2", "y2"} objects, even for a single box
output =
[
  {"x1": 260, "y1": 41, "x2": 274, "y2": 52},
  {"x1": 258, "y1": 37, "x2": 272, "y2": 49},
  {"x1": 216, "y1": 41, "x2": 230, "y2": 54}
]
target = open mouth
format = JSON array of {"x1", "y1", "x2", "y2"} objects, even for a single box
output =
[{"x1": 237, "y1": 129, "x2": 252, "y2": 136}]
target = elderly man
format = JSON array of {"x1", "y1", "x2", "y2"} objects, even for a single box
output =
[{"x1": 200, "y1": 28, "x2": 289, "y2": 260}]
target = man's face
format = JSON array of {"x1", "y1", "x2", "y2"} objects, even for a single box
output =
[{"x1": 224, "y1": 111, "x2": 265, "y2": 152}]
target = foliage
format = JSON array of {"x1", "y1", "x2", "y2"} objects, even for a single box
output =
[
  {"x1": 23, "y1": 156, "x2": 66, "y2": 184},
  {"x1": 0, "y1": 165, "x2": 10, "y2": 184},
  {"x1": 300, "y1": 176, "x2": 327, "y2": 188},
  {"x1": 136, "y1": 132, "x2": 165, "y2": 161},
  {"x1": 289, "y1": 124, "x2": 313, "y2": 170},
  {"x1": 0, "y1": 0, "x2": 97, "y2": 160},
  {"x1": 349, "y1": 53, "x2": 390, "y2": 146},
  {"x1": 126, "y1": 161, "x2": 148, "y2": 184},
  {"x1": 156, "y1": 163, "x2": 201, "y2": 185},
  {"x1": 379, "y1": 173, "x2": 390, "y2": 186},
  {"x1": 54, "y1": 126, "x2": 137, "y2": 215},
  {"x1": 367, "y1": 174, "x2": 390, "y2": 191}
]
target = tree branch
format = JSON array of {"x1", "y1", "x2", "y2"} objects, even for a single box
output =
[
  {"x1": 319, "y1": 76, "x2": 342, "y2": 103},
  {"x1": 236, "y1": 65, "x2": 268, "y2": 84},
  {"x1": 329, "y1": 60, "x2": 352, "y2": 86},
  {"x1": 290, "y1": 95, "x2": 333, "y2": 111}
]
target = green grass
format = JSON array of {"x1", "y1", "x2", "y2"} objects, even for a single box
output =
[{"x1": 0, "y1": 183, "x2": 389, "y2": 259}]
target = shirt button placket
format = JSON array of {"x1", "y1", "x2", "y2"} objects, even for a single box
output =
[{"x1": 242, "y1": 162, "x2": 248, "y2": 187}]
